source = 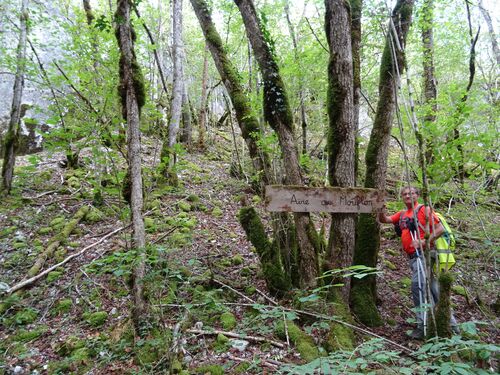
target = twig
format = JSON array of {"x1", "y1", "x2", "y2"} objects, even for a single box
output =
[
  {"x1": 304, "y1": 17, "x2": 328, "y2": 52},
  {"x1": 5, "y1": 224, "x2": 130, "y2": 294},
  {"x1": 212, "y1": 278, "x2": 255, "y2": 304}
]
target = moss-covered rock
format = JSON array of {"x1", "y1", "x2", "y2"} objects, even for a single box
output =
[
  {"x1": 66, "y1": 176, "x2": 81, "y2": 189},
  {"x1": 50, "y1": 217, "x2": 66, "y2": 227},
  {"x1": 38, "y1": 227, "x2": 52, "y2": 235},
  {"x1": 220, "y1": 312, "x2": 236, "y2": 330},
  {"x1": 275, "y1": 320, "x2": 319, "y2": 362},
  {"x1": 83, "y1": 311, "x2": 108, "y2": 327}
]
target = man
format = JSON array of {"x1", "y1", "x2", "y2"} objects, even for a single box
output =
[{"x1": 378, "y1": 186, "x2": 458, "y2": 339}]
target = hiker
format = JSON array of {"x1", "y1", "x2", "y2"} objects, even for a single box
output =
[{"x1": 378, "y1": 186, "x2": 458, "y2": 339}]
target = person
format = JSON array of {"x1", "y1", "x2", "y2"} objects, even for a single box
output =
[{"x1": 378, "y1": 186, "x2": 458, "y2": 339}]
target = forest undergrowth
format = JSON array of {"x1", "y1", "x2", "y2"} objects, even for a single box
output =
[{"x1": 0, "y1": 138, "x2": 498, "y2": 374}]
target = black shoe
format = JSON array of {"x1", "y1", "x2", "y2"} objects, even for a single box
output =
[{"x1": 408, "y1": 328, "x2": 424, "y2": 340}]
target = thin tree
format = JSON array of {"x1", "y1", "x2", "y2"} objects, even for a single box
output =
[
  {"x1": 161, "y1": 0, "x2": 183, "y2": 177},
  {"x1": 198, "y1": 43, "x2": 209, "y2": 149},
  {"x1": 115, "y1": 0, "x2": 147, "y2": 333},
  {"x1": 421, "y1": 0, "x2": 437, "y2": 167},
  {"x1": 234, "y1": 0, "x2": 320, "y2": 288},
  {"x1": 1, "y1": 0, "x2": 29, "y2": 195},
  {"x1": 350, "y1": 0, "x2": 415, "y2": 327}
]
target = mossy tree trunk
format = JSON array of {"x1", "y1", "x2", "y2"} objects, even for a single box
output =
[
  {"x1": 191, "y1": 0, "x2": 299, "y2": 291},
  {"x1": 420, "y1": 0, "x2": 437, "y2": 167},
  {"x1": 324, "y1": 0, "x2": 356, "y2": 298},
  {"x1": 350, "y1": 0, "x2": 362, "y2": 182},
  {"x1": 428, "y1": 272, "x2": 454, "y2": 338},
  {"x1": 1, "y1": 0, "x2": 29, "y2": 195},
  {"x1": 350, "y1": 0, "x2": 414, "y2": 327},
  {"x1": 197, "y1": 44, "x2": 209, "y2": 150},
  {"x1": 234, "y1": 0, "x2": 320, "y2": 288},
  {"x1": 115, "y1": 0, "x2": 147, "y2": 335}
]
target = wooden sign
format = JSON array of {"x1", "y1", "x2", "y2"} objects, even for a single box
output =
[{"x1": 265, "y1": 185, "x2": 384, "y2": 213}]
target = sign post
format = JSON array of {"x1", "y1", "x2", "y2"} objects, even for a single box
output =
[{"x1": 265, "y1": 185, "x2": 384, "y2": 213}]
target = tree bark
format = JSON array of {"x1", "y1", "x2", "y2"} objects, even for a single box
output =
[
  {"x1": 234, "y1": 0, "x2": 320, "y2": 288},
  {"x1": 421, "y1": 0, "x2": 437, "y2": 167},
  {"x1": 351, "y1": 0, "x2": 414, "y2": 327},
  {"x1": 324, "y1": 0, "x2": 356, "y2": 298},
  {"x1": 198, "y1": 43, "x2": 209, "y2": 149},
  {"x1": 1, "y1": 0, "x2": 29, "y2": 195},
  {"x1": 167, "y1": 0, "x2": 184, "y2": 161},
  {"x1": 115, "y1": 0, "x2": 147, "y2": 334},
  {"x1": 350, "y1": 0, "x2": 362, "y2": 182},
  {"x1": 284, "y1": 1, "x2": 307, "y2": 155}
]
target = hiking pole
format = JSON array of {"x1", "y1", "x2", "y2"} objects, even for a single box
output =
[{"x1": 410, "y1": 230, "x2": 428, "y2": 337}]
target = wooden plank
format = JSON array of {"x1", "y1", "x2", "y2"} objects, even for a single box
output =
[{"x1": 265, "y1": 185, "x2": 384, "y2": 213}]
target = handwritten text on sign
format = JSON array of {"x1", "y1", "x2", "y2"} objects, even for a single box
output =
[{"x1": 265, "y1": 185, "x2": 384, "y2": 213}]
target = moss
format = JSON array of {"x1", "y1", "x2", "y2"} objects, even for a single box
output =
[
  {"x1": 233, "y1": 362, "x2": 251, "y2": 374},
  {"x1": 38, "y1": 227, "x2": 52, "y2": 235},
  {"x1": 178, "y1": 201, "x2": 192, "y2": 212},
  {"x1": 83, "y1": 311, "x2": 108, "y2": 327},
  {"x1": 12, "y1": 242, "x2": 26, "y2": 249},
  {"x1": 433, "y1": 272, "x2": 454, "y2": 338},
  {"x1": 275, "y1": 320, "x2": 319, "y2": 362},
  {"x1": 211, "y1": 206, "x2": 223, "y2": 218},
  {"x1": 50, "y1": 217, "x2": 65, "y2": 227},
  {"x1": 213, "y1": 333, "x2": 230, "y2": 352},
  {"x1": 54, "y1": 298, "x2": 72, "y2": 315},
  {"x1": 324, "y1": 293, "x2": 355, "y2": 351},
  {"x1": 46, "y1": 271, "x2": 63, "y2": 283},
  {"x1": 383, "y1": 260, "x2": 397, "y2": 270},
  {"x1": 85, "y1": 207, "x2": 104, "y2": 223},
  {"x1": 231, "y1": 254, "x2": 244, "y2": 265},
  {"x1": 452, "y1": 285, "x2": 467, "y2": 297},
  {"x1": 193, "y1": 364, "x2": 224, "y2": 375},
  {"x1": 13, "y1": 308, "x2": 38, "y2": 325},
  {"x1": 12, "y1": 326, "x2": 48, "y2": 343},
  {"x1": 220, "y1": 311, "x2": 236, "y2": 330},
  {"x1": 144, "y1": 217, "x2": 155, "y2": 230},
  {"x1": 66, "y1": 176, "x2": 80, "y2": 189},
  {"x1": 401, "y1": 277, "x2": 411, "y2": 288}
]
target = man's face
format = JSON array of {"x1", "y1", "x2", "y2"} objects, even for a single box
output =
[{"x1": 401, "y1": 188, "x2": 418, "y2": 206}]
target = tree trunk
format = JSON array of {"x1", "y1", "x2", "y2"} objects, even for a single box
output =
[
  {"x1": 234, "y1": 0, "x2": 320, "y2": 288},
  {"x1": 115, "y1": 0, "x2": 147, "y2": 334},
  {"x1": 284, "y1": 1, "x2": 307, "y2": 155},
  {"x1": 350, "y1": 0, "x2": 362, "y2": 182},
  {"x1": 1, "y1": 0, "x2": 29, "y2": 195},
  {"x1": 324, "y1": 0, "x2": 356, "y2": 297},
  {"x1": 198, "y1": 43, "x2": 209, "y2": 149},
  {"x1": 478, "y1": 0, "x2": 500, "y2": 67},
  {"x1": 164, "y1": 0, "x2": 183, "y2": 168},
  {"x1": 351, "y1": 0, "x2": 414, "y2": 327},
  {"x1": 421, "y1": 0, "x2": 437, "y2": 167},
  {"x1": 180, "y1": 80, "x2": 192, "y2": 146},
  {"x1": 189, "y1": 0, "x2": 271, "y2": 186}
]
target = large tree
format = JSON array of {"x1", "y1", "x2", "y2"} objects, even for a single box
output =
[
  {"x1": 115, "y1": 0, "x2": 147, "y2": 333},
  {"x1": 324, "y1": 0, "x2": 356, "y2": 296},
  {"x1": 1, "y1": 0, "x2": 29, "y2": 194},
  {"x1": 351, "y1": 0, "x2": 415, "y2": 327},
  {"x1": 234, "y1": 0, "x2": 320, "y2": 288}
]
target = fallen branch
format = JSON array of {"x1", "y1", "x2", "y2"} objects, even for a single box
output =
[
  {"x1": 6, "y1": 224, "x2": 129, "y2": 294},
  {"x1": 171, "y1": 326, "x2": 285, "y2": 349},
  {"x1": 27, "y1": 205, "x2": 90, "y2": 277}
]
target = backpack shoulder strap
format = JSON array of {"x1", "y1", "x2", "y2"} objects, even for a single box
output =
[{"x1": 415, "y1": 204, "x2": 426, "y2": 231}]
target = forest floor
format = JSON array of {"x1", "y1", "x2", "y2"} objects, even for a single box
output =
[{"x1": 0, "y1": 139, "x2": 498, "y2": 374}]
